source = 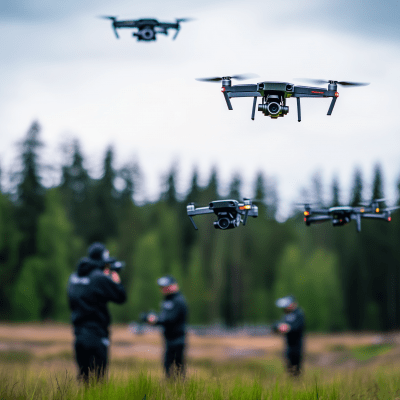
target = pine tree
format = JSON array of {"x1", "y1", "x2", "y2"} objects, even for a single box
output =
[
  {"x1": 331, "y1": 175, "x2": 340, "y2": 207},
  {"x1": 350, "y1": 167, "x2": 363, "y2": 206},
  {"x1": 228, "y1": 173, "x2": 242, "y2": 199},
  {"x1": 0, "y1": 192, "x2": 21, "y2": 319},
  {"x1": 15, "y1": 121, "x2": 45, "y2": 261},
  {"x1": 161, "y1": 162, "x2": 179, "y2": 206},
  {"x1": 59, "y1": 139, "x2": 91, "y2": 240}
]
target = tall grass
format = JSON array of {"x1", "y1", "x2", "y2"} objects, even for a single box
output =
[{"x1": 1, "y1": 358, "x2": 400, "y2": 399}]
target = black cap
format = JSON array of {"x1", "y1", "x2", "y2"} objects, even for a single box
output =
[
  {"x1": 157, "y1": 275, "x2": 177, "y2": 287},
  {"x1": 275, "y1": 295, "x2": 296, "y2": 308},
  {"x1": 88, "y1": 242, "x2": 114, "y2": 263}
]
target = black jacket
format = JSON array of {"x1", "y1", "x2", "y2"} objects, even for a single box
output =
[
  {"x1": 67, "y1": 257, "x2": 126, "y2": 339},
  {"x1": 273, "y1": 307, "x2": 305, "y2": 350},
  {"x1": 282, "y1": 307, "x2": 305, "y2": 350},
  {"x1": 157, "y1": 292, "x2": 188, "y2": 344}
]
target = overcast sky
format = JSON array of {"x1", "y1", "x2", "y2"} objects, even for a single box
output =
[{"x1": 1, "y1": 0, "x2": 399, "y2": 218}]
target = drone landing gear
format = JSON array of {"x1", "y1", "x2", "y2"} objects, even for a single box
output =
[
  {"x1": 327, "y1": 96, "x2": 337, "y2": 115},
  {"x1": 297, "y1": 97, "x2": 301, "y2": 122},
  {"x1": 251, "y1": 97, "x2": 257, "y2": 120}
]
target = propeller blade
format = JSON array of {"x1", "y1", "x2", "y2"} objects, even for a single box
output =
[
  {"x1": 99, "y1": 16, "x2": 117, "y2": 20},
  {"x1": 384, "y1": 206, "x2": 400, "y2": 211},
  {"x1": 196, "y1": 73, "x2": 258, "y2": 83},
  {"x1": 296, "y1": 78, "x2": 369, "y2": 87},
  {"x1": 176, "y1": 18, "x2": 195, "y2": 23},
  {"x1": 336, "y1": 81, "x2": 370, "y2": 87},
  {"x1": 359, "y1": 198, "x2": 386, "y2": 206}
]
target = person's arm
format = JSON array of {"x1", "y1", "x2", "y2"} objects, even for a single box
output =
[
  {"x1": 93, "y1": 270, "x2": 127, "y2": 304},
  {"x1": 147, "y1": 298, "x2": 185, "y2": 326}
]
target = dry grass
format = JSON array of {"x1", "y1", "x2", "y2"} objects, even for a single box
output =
[{"x1": 1, "y1": 324, "x2": 400, "y2": 399}]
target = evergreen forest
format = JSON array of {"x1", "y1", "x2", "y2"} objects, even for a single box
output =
[{"x1": 1, "y1": 121, "x2": 400, "y2": 332}]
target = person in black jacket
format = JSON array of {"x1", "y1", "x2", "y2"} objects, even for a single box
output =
[
  {"x1": 146, "y1": 275, "x2": 188, "y2": 378},
  {"x1": 273, "y1": 295, "x2": 305, "y2": 376},
  {"x1": 67, "y1": 243, "x2": 126, "y2": 383}
]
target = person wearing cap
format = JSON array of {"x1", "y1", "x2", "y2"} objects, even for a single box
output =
[
  {"x1": 145, "y1": 275, "x2": 188, "y2": 378},
  {"x1": 67, "y1": 242, "x2": 127, "y2": 383},
  {"x1": 273, "y1": 295, "x2": 305, "y2": 376}
]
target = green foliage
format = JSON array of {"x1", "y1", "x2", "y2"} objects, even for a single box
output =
[
  {"x1": 274, "y1": 244, "x2": 345, "y2": 331},
  {"x1": 4, "y1": 126, "x2": 400, "y2": 331},
  {"x1": 12, "y1": 189, "x2": 82, "y2": 321},
  {"x1": 0, "y1": 192, "x2": 22, "y2": 318},
  {"x1": 127, "y1": 231, "x2": 164, "y2": 319}
]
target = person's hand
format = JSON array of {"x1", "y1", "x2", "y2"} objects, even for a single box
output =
[
  {"x1": 278, "y1": 323, "x2": 290, "y2": 333},
  {"x1": 104, "y1": 268, "x2": 121, "y2": 284},
  {"x1": 147, "y1": 313, "x2": 158, "y2": 325}
]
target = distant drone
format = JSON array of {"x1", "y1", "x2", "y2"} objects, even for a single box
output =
[
  {"x1": 196, "y1": 74, "x2": 369, "y2": 121},
  {"x1": 302, "y1": 199, "x2": 398, "y2": 232},
  {"x1": 100, "y1": 16, "x2": 192, "y2": 41},
  {"x1": 187, "y1": 199, "x2": 258, "y2": 230}
]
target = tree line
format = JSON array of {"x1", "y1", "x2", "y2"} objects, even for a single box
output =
[{"x1": 1, "y1": 121, "x2": 399, "y2": 331}]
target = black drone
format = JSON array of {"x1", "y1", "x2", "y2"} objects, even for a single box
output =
[
  {"x1": 302, "y1": 199, "x2": 398, "y2": 232},
  {"x1": 187, "y1": 199, "x2": 258, "y2": 230},
  {"x1": 100, "y1": 16, "x2": 192, "y2": 41},
  {"x1": 197, "y1": 74, "x2": 369, "y2": 121}
]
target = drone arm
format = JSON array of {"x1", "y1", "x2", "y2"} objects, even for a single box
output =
[
  {"x1": 361, "y1": 213, "x2": 391, "y2": 221},
  {"x1": 306, "y1": 215, "x2": 332, "y2": 224},
  {"x1": 296, "y1": 97, "x2": 301, "y2": 122},
  {"x1": 251, "y1": 97, "x2": 257, "y2": 120},
  {"x1": 327, "y1": 97, "x2": 337, "y2": 115}
]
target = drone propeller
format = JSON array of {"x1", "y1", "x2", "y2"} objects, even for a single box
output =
[
  {"x1": 176, "y1": 18, "x2": 194, "y2": 23},
  {"x1": 385, "y1": 206, "x2": 400, "y2": 212},
  {"x1": 359, "y1": 198, "x2": 386, "y2": 206},
  {"x1": 297, "y1": 78, "x2": 370, "y2": 87},
  {"x1": 196, "y1": 73, "x2": 259, "y2": 82},
  {"x1": 100, "y1": 16, "x2": 119, "y2": 38}
]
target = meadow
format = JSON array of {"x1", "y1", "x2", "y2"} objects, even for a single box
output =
[{"x1": 0, "y1": 323, "x2": 400, "y2": 399}]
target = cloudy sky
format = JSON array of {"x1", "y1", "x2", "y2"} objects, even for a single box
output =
[{"x1": 1, "y1": 0, "x2": 399, "y2": 218}]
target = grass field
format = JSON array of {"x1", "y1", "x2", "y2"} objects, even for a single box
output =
[{"x1": 0, "y1": 323, "x2": 400, "y2": 399}]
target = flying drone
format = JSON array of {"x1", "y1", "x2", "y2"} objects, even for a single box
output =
[
  {"x1": 100, "y1": 16, "x2": 192, "y2": 41},
  {"x1": 187, "y1": 199, "x2": 258, "y2": 230},
  {"x1": 196, "y1": 74, "x2": 369, "y2": 121},
  {"x1": 301, "y1": 199, "x2": 398, "y2": 232}
]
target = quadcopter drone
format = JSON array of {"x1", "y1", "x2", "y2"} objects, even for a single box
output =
[
  {"x1": 100, "y1": 16, "x2": 192, "y2": 41},
  {"x1": 196, "y1": 74, "x2": 369, "y2": 121},
  {"x1": 302, "y1": 199, "x2": 398, "y2": 232},
  {"x1": 187, "y1": 199, "x2": 258, "y2": 230}
]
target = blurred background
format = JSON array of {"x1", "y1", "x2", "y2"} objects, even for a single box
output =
[{"x1": 0, "y1": 0, "x2": 400, "y2": 331}]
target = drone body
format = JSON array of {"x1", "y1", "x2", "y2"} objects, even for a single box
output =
[
  {"x1": 187, "y1": 199, "x2": 258, "y2": 230},
  {"x1": 302, "y1": 200, "x2": 397, "y2": 232},
  {"x1": 101, "y1": 16, "x2": 191, "y2": 41},
  {"x1": 197, "y1": 75, "x2": 369, "y2": 121}
]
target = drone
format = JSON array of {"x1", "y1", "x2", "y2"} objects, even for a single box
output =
[
  {"x1": 100, "y1": 16, "x2": 192, "y2": 41},
  {"x1": 187, "y1": 199, "x2": 258, "y2": 230},
  {"x1": 301, "y1": 199, "x2": 398, "y2": 232},
  {"x1": 196, "y1": 74, "x2": 369, "y2": 121}
]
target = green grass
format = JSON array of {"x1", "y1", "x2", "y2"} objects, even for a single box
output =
[
  {"x1": 1, "y1": 358, "x2": 400, "y2": 399},
  {"x1": 350, "y1": 343, "x2": 394, "y2": 361}
]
